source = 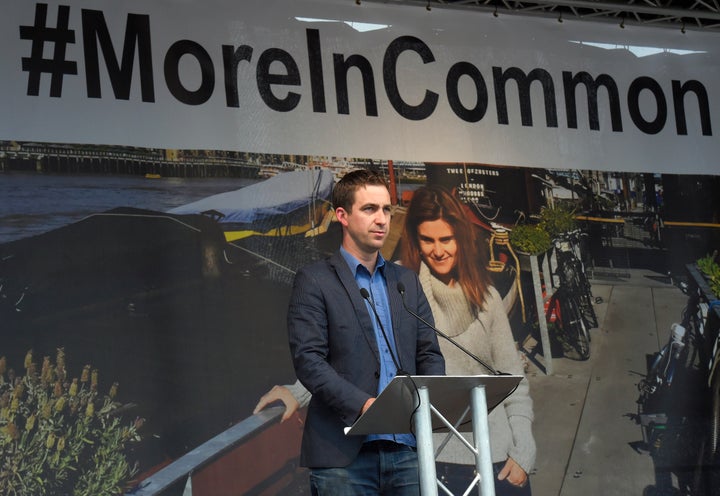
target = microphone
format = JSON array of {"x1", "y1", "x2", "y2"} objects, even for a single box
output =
[
  {"x1": 397, "y1": 281, "x2": 500, "y2": 375},
  {"x1": 360, "y1": 287, "x2": 407, "y2": 376}
]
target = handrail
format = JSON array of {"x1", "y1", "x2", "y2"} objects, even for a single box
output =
[
  {"x1": 687, "y1": 263, "x2": 720, "y2": 322},
  {"x1": 126, "y1": 406, "x2": 285, "y2": 495}
]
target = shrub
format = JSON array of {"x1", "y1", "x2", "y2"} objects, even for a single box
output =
[
  {"x1": 0, "y1": 348, "x2": 142, "y2": 496},
  {"x1": 697, "y1": 252, "x2": 720, "y2": 296},
  {"x1": 509, "y1": 224, "x2": 552, "y2": 255},
  {"x1": 539, "y1": 205, "x2": 578, "y2": 238}
]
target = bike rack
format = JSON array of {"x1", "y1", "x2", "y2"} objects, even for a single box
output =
[{"x1": 524, "y1": 249, "x2": 556, "y2": 375}]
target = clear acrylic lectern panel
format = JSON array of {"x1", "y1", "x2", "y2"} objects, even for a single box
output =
[{"x1": 345, "y1": 375, "x2": 522, "y2": 496}]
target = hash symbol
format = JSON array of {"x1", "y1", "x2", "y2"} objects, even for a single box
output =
[{"x1": 19, "y1": 3, "x2": 78, "y2": 97}]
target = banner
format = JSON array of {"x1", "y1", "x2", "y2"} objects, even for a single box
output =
[{"x1": 1, "y1": 0, "x2": 719, "y2": 174}]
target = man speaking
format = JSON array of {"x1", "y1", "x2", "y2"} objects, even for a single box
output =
[{"x1": 287, "y1": 169, "x2": 445, "y2": 495}]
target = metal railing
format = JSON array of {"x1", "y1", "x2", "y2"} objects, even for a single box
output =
[{"x1": 126, "y1": 406, "x2": 285, "y2": 495}]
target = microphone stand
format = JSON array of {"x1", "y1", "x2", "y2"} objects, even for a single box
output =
[
  {"x1": 360, "y1": 287, "x2": 408, "y2": 376},
  {"x1": 397, "y1": 282, "x2": 500, "y2": 375}
]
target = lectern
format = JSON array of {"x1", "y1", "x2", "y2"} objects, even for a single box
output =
[{"x1": 345, "y1": 375, "x2": 522, "y2": 496}]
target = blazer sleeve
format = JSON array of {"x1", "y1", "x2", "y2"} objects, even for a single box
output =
[{"x1": 287, "y1": 266, "x2": 373, "y2": 426}]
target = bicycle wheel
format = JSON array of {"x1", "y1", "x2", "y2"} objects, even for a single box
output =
[
  {"x1": 556, "y1": 291, "x2": 590, "y2": 360},
  {"x1": 557, "y1": 252, "x2": 598, "y2": 329},
  {"x1": 709, "y1": 365, "x2": 720, "y2": 462},
  {"x1": 575, "y1": 271, "x2": 599, "y2": 329},
  {"x1": 688, "y1": 364, "x2": 720, "y2": 495}
]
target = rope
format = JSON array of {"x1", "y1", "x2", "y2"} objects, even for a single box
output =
[{"x1": 488, "y1": 229, "x2": 527, "y2": 323}]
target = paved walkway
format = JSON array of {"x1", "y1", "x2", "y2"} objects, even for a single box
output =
[{"x1": 526, "y1": 269, "x2": 687, "y2": 496}]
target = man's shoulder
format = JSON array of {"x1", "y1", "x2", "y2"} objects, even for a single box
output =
[
  {"x1": 295, "y1": 253, "x2": 340, "y2": 277},
  {"x1": 385, "y1": 259, "x2": 415, "y2": 278}
]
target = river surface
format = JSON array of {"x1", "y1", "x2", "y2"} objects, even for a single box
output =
[
  {"x1": 0, "y1": 172, "x2": 255, "y2": 243},
  {"x1": 0, "y1": 171, "x2": 420, "y2": 244}
]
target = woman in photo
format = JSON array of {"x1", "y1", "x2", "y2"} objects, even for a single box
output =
[{"x1": 400, "y1": 185, "x2": 535, "y2": 495}]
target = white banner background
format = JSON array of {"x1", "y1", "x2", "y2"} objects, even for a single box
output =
[{"x1": 1, "y1": 0, "x2": 719, "y2": 174}]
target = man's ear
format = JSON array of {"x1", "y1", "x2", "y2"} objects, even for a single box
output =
[{"x1": 335, "y1": 207, "x2": 349, "y2": 226}]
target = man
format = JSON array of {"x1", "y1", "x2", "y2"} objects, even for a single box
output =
[{"x1": 287, "y1": 169, "x2": 445, "y2": 495}]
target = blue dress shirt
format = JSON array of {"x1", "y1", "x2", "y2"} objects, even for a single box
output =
[{"x1": 339, "y1": 246, "x2": 415, "y2": 448}]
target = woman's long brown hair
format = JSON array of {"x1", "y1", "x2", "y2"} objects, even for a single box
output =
[{"x1": 401, "y1": 186, "x2": 491, "y2": 311}]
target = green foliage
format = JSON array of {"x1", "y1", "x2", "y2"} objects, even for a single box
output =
[
  {"x1": 509, "y1": 224, "x2": 552, "y2": 255},
  {"x1": 697, "y1": 252, "x2": 720, "y2": 296},
  {"x1": 539, "y1": 205, "x2": 578, "y2": 238},
  {"x1": 0, "y1": 348, "x2": 142, "y2": 496}
]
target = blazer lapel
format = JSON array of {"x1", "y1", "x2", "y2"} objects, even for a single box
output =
[
  {"x1": 329, "y1": 252, "x2": 380, "y2": 361},
  {"x1": 385, "y1": 264, "x2": 405, "y2": 355}
]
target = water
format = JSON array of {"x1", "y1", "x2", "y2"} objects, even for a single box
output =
[
  {"x1": 0, "y1": 171, "x2": 423, "y2": 245},
  {"x1": 0, "y1": 172, "x2": 255, "y2": 244}
]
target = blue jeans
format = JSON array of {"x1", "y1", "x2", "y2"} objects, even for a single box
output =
[
  {"x1": 436, "y1": 461, "x2": 532, "y2": 496},
  {"x1": 310, "y1": 441, "x2": 420, "y2": 495}
]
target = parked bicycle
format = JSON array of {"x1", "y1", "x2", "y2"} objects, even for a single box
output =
[
  {"x1": 552, "y1": 229, "x2": 600, "y2": 330},
  {"x1": 538, "y1": 229, "x2": 600, "y2": 361},
  {"x1": 544, "y1": 277, "x2": 591, "y2": 360},
  {"x1": 635, "y1": 267, "x2": 720, "y2": 496}
]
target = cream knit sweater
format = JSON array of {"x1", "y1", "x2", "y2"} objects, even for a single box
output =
[{"x1": 418, "y1": 263, "x2": 536, "y2": 472}]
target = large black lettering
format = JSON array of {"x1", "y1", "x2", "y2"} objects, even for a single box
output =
[
  {"x1": 446, "y1": 61, "x2": 488, "y2": 123},
  {"x1": 81, "y1": 9, "x2": 154, "y2": 101},
  {"x1": 164, "y1": 40, "x2": 215, "y2": 105},
  {"x1": 493, "y1": 67, "x2": 557, "y2": 127},
  {"x1": 256, "y1": 48, "x2": 301, "y2": 112},
  {"x1": 563, "y1": 71, "x2": 622, "y2": 131},
  {"x1": 306, "y1": 29, "x2": 326, "y2": 113},
  {"x1": 628, "y1": 77, "x2": 666, "y2": 135},
  {"x1": 222, "y1": 45, "x2": 253, "y2": 108},
  {"x1": 383, "y1": 36, "x2": 438, "y2": 121},
  {"x1": 333, "y1": 54, "x2": 378, "y2": 116},
  {"x1": 672, "y1": 80, "x2": 712, "y2": 136}
]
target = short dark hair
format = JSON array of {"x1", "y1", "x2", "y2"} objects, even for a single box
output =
[{"x1": 332, "y1": 169, "x2": 388, "y2": 212}]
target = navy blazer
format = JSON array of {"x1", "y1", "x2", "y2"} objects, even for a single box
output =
[{"x1": 287, "y1": 251, "x2": 445, "y2": 468}]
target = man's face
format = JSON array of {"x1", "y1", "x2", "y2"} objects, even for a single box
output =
[{"x1": 335, "y1": 185, "x2": 392, "y2": 260}]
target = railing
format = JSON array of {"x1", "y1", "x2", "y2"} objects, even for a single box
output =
[{"x1": 126, "y1": 405, "x2": 305, "y2": 496}]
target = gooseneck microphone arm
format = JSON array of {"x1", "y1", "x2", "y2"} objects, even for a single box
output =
[
  {"x1": 396, "y1": 281, "x2": 500, "y2": 375},
  {"x1": 360, "y1": 287, "x2": 408, "y2": 376}
]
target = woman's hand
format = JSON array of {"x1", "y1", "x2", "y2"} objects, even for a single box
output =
[
  {"x1": 253, "y1": 385, "x2": 300, "y2": 422},
  {"x1": 496, "y1": 457, "x2": 528, "y2": 487}
]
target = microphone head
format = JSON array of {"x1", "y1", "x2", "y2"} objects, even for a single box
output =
[
  {"x1": 359, "y1": 287, "x2": 370, "y2": 299},
  {"x1": 396, "y1": 282, "x2": 406, "y2": 295}
]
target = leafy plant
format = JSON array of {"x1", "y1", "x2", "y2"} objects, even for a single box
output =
[
  {"x1": 0, "y1": 348, "x2": 142, "y2": 496},
  {"x1": 539, "y1": 205, "x2": 578, "y2": 238},
  {"x1": 509, "y1": 224, "x2": 552, "y2": 255},
  {"x1": 697, "y1": 252, "x2": 720, "y2": 296}
]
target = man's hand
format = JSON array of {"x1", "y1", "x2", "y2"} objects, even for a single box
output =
[
  {"x1": 496, "y1": 457, "x2": 528, "y2": 487},
  {"x1": 361, "y1": 397, "x2": 376, "y2": 414},
  {"x1": 253, "y1": 385, "x2": 300, "y2": 422}
]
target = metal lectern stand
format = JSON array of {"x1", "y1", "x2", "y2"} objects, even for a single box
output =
[{"x1": 345, "y1": 375, "x2": 522, "y2": 496}]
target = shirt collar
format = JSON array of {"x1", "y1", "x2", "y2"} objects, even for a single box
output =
[{"x1": 339, "y1": 246, "x2": 386, "y2": 276}]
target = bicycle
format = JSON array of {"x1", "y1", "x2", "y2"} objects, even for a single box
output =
[
  {"x1": 544, "y1": 279, "x2": 591, "y2": 360},
  {"x1": 536, "y1": 229, "x2": 599, "y2": 361},
  {"x1": 635, "y1": 271, "x2": 720, "y2": 496},
  {"x1": 552, "y1": 229, "x2": 599, "y2": 330}
]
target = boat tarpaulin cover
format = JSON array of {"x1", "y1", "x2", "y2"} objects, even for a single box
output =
[{"x1": 169, "y1": 168, "x2": 335, "y2": 224}]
